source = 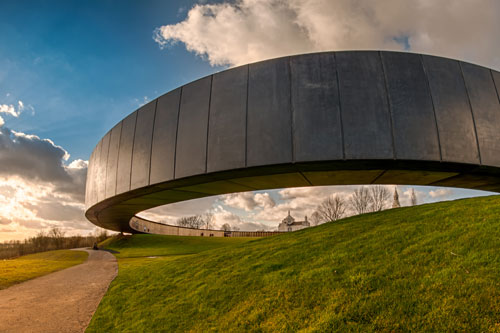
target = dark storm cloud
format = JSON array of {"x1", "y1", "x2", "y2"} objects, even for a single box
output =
[{"x1": 0, "y1": 125, "x2": 86, "y2": 202}]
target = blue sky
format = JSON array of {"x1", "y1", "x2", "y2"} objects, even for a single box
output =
[
  {"x1": 0, "y1": 0, "x2": 222, "y2": 160},
  {"x1": 1, "y1": 0, "x2": 499, "y2": 240}
]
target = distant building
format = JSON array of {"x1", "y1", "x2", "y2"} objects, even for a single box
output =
[
  {"x1": 392, "y1": 187, "x2": 401, "y2": 208},
  {"x1": 278, "y1": 211, "x2": 310, "y2": 232}
]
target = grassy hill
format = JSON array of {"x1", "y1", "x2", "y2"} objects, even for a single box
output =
[
  {"x1": 88, "y1": 196, "x2": 500, "y2": 332},
  {"x1": 0, "y1": 250, "x2": 88, "y2": 290}
]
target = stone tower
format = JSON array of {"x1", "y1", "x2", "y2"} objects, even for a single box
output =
[{"x1": 392, "y1": 187, "x2": 401, "y2": 208}]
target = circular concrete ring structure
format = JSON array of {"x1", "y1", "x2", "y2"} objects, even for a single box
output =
[{"x1": 85, "y1": 51, "x2": 500, "y2": 233}]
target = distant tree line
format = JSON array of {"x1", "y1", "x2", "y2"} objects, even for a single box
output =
[
  {"x1": 176, "y1": 212, "x2": 241, "y2": 231},
  {"x1": 0, "y1": 227, "x2": 109, "y2": 260},
  {"x1": 312, "y1": 186, "x2": 418, "y2": 225}
]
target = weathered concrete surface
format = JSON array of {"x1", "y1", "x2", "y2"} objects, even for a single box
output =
[
  {"x1": 0, "y1": 249, "x2": 117, "y2": 333},
  {"x1": 85, "y1": 51, "x2": 500, "y2": 233}
]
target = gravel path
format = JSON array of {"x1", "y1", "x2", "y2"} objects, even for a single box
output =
[{"x1": 0, "y1": 248, "x2": 117, "y2": 333}]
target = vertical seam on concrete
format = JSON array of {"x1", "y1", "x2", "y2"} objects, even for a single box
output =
[
  {"x1": 298, "y1": 171, "x2": 313, "y2": 186},
  {"x1": 288, "y1": 56, "x2": 295, "y2": 163},
  {"x1": 114, "y1": 121, "x2": 123, "y2": 196},
  {"x1": 459, "y1": 61, "x2": 482, "y2": 165},
  {"x1": 379, "y1": 51, "x2": 396, "y2": 160},
  {"x1": 148, "y1": 99, "x2": 158, "y2": 185},
  {"x1": 245, "y1": 64, "x2": 249, "y2": 167},
  {"x1": 490, "y1": 70, "x2": 500, "y2": 106},
  {"x1": 129, "y1": 111, "x2": 139, "y2": 190},
  {"x1": 173, "y1": 87, "x2": 183, "y2": 179},
  {"x1": 205, "y1": 75, "x2": 213, "y2": 173},
  {"x1": 93, "y1": 141, "x2": 102, "y2": 206},
  {"x1": 333, "y1": 52, "x2": 346, "y2": 160},
  {"x1": 371, "y1": 170, "x2": 387, "y2": 184},
  {"x1": 420, "y1": 54, "x2": 443, "y2": 162},
  {"x1": 103, "y1": 132, "x2": 111, "y2": 200}
]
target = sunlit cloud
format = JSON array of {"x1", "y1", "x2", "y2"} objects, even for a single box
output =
[
  {"x1": 155, "y1": 0, "x2": 500, "y2": 70},
  {"x1": 0, "y1": 119, "x2": 92, "y2": 241}
]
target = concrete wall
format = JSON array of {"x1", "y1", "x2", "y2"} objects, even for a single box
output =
[
  {"x1": 130, "y1": 217, "x2": 283, "y2": 238},
  {"x1": 85, "y1": 51, "x2": 500, "y2": 233}
]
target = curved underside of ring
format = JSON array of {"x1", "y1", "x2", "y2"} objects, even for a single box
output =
[{"x1": 85, "y1": 51, "x2": 500, "y2": 233}]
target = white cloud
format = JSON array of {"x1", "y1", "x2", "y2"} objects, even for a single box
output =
[
  {"x1": 155, "y1": 0, "x2": 500, "y2": 70},
  {"x1": 0, "y1": 175, "x2": 93, "y2": 242},
  {"x1": 429, "y1": 188, "x2": 453, "y2": 198},
  {"x1": 0, "y1": 100, "x2": 33, "y2": 119},
  {"x1": 0, "y1": 104, "x2": 19, "y2": 117},
  {"x1": 0, "y1": 120, "x2": 91, "y2": 241},
  {"x1": 251, "y1": 185, "x2": 358, "y2": 224},
  {"x1": 223, "y1": 191, "x2": 276, "y2": 211},
  {"x1": 212, "y1": 205, "x2": 270, "y2": 231}
]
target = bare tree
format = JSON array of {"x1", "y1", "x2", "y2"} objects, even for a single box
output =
[
  {"x1": 369, "y1": 185, "x2": 391, "y2": 212},
  {"x1": 203, "y1": 212, "x2": 214, "y2": 230},
  {"x1": 349, "y1": 186, "x2": 372, "y2": 215},
  {"x1": 410, "y1": 188, "x2": 418, "y2": 206},
  {"x1": 221, "y1": 223, "x2": 231, "y2": 231},
  {"x1": 177, "y1": 215, "x2": 204, "y2": 229},
  {"x1": 49, "y1": 227, "x2": 65, "y2": 249},
  {"x1": 309, "y1": 211, "x2": 322, "y2": 226},
  {"x1": 316, "y1": 194, "x2": 347, "y2": 222}
]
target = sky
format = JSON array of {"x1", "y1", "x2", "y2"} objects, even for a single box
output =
[{"x1": 1, "y1": 0, "x2": 499, "y2": 241}]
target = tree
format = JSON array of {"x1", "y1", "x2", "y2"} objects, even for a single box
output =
[
  {"x1": 316, "y1": 194, "x2": 346, "y2": 222},
  {"x1": 410, "y1": 188, "x2": 418, "y2": 206},
  {"x1": 349, "y1": 186, "x2": 372, "y2": 215},
  {"x1": 177, "y1": 215, "x2": 204, "y2": 229},
  {"x1": 221, "y1": 223, "x2": 231, "y2": 231},
  {"x1": 309, "y1": 211, "x2": 322, "y2": 226},
  {"x1": 49, "y1": 227, "x2": 65, "y2": 249},
  {"x1": 369, "y1": 185, "x2": 391, "y2": 212},
  {"x1": 203, "y1": 212, "x2": 214, "y2": 230}
]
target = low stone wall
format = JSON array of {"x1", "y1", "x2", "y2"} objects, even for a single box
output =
[{"x1": 130, "y1": 216, "x2": 283, "y2": 238}]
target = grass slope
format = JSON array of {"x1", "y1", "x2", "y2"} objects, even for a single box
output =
[
  {"x1": 0, "y1": 250, "x2": 88, "y2": 290},
  {"x1": 89, "y1": 196, "x2": 500, "y2": 332}
]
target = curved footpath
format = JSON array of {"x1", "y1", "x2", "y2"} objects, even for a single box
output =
[{"x1": 0, "y1": 249, "x2": 117, "y2": 333}]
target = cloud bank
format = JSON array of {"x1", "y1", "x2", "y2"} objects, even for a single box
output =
[
  {"x1": 0, "y1": 122, "x2": 92, "y2": 241},
  {"x1": 155, "y1": 0, "x2": 500, "y2": 69}
]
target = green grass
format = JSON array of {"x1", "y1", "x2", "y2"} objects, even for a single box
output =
[
  {"x1": 0, "y1": 250, "x2": 88, "y2": 290},
  {"x1": 100, "y1": 233, "x2": 255, "y2": 259},
  {"x1": 88, "y1": 196, "x2": 500, "y2": 332}
]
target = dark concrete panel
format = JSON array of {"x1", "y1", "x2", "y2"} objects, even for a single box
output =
[
  {"x1": 432, "y1": 173, "x2": 499, "y2": 189},
  {"x1": 461, "y1": 63, "x2": 500, "y2": 167},
  {"x1": 374, "y1": 170, "x2": 458, "y2": 185},
  {"x1": 97, "y1": 132, "x2": 110, "y2": 202},
  {"x1": 247, "y1": 57, "x2": 292, "y2": 167},
  {"x1": 231, "y1": 173, "x2": 309, "y2": 189},
  {"x1": 105, "y1": 122, "x2": 122, "y2": 198},
  {"x1": 131, "y1": 101, "x2": 156, "y2": 190},
  {"x1": 381, "y1": 52, "x2": 440, "y2": 161},
  {"x1": 207, "y1": 65, "x2": 247, "y2": 172},
  {"x1": 91, "y1": 140, "x2": 102, "y2": 206},
  {"x1": 422, "y1": 55, "x2": 479, "y2": 164},
  {"x1": 175, "y1": 76, "x2": 212, "y2": 179},
  {"x1": 291, "y1": 53, "x2": 343, "y2": 162},
  {"x1": 337, "y1": 51, "x2": 393, "y2": 159},
  {"x1": 85, "y1": 148, "x2": 97, "y2": 208},
  {"x1": 150, "y1": 89, "x2": 181, "y2": 184},
  {"x1": 116, "y1": 112, "x2": 137, "y2": 194},
  {"x1": 492, "y1": 70, "x2": 500, "y2": 99},
  {"x1": 179, "y1": 180, "x2": 255, "y2": 195},
  {"x1": 304, "y1": 170, "x2": 383, "y2": 186}
]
